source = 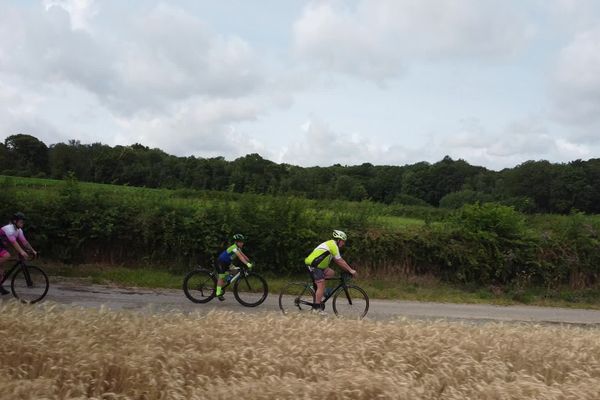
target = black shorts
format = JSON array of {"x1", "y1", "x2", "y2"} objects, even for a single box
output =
[
  {"x1": 215, "y1": 260, "x2": 230, "y2": 274},
  {"x1": 307, "y1": 266, "x2": 329, "y2": 282}
]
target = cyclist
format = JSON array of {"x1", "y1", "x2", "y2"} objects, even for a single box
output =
[
  {"x1": 0, "y1": 212, "x2": 38, "y2": 295},
  {"x1": 215, "y1": 233, "x2": 253, "y2": 301},
  {"x1": 305, "y1": 230, "x2": 356, "y2": 315}
]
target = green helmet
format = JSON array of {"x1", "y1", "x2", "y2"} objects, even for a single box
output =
[
  {"x1": 332, "y1": 230, "x2": 347, "y2": 241},
  {"x1": 233, "y1": 233, "x2": 246, "y2": 242}
]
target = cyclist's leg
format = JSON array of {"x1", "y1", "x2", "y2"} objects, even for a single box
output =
[
  {"x1": 322, "y1": 267, "x2": 335, "y2": 297},
  {"x1": 311, "y1": 267, "x2": 327, "y2": 309},
  {"x1": 215, "y1": 260, "x2": 229, "y2": 299},
  {"x1": 0, "y1": 249, "x2": 11, "y2": 295}
]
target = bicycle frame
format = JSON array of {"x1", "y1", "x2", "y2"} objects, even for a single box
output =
[
  {"x1": 1, "y1": 258, "x2": 38, "y2": 289},
  {"x1": 218, "y1": 266, "x2": 248, "y2": 291},
  {"x1": 297, "y1": 272, "x2": 354, "y2": 308}
]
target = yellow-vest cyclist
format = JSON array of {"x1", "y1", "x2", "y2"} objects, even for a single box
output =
[
  {"x1": 215, "y1": 233, "x2": 253, "y2": 301},
  {"x1": 305, "y1": 230, "x2": 356, "y2": 315}
]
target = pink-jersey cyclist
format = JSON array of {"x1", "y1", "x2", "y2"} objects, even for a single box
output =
[{"x1": 0, "y1": 212, "x2": 37, "y2": 295}]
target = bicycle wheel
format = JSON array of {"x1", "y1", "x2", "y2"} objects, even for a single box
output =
[
  {"x1": 11, "y1": 265, "x2": 49, "y2": 304},
  {"x1": 278, "y1": 282, "x2": 315, "y2": 315},
  {"x1": 233, "y1": 272, "x2": 268, "y2": 307},
  {"x1": 182, "y1": 269, "x2": 216, "y2": 303},
  {"x1": 332, "y1": 285, "x2": 369, "y2": 319}
]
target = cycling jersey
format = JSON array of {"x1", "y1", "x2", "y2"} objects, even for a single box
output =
[
  {"x1": 217, "y1": 243, "x2": 240, "y2": 266},
  {"x1": 0, "y1": 224, "x2": 28, "y2": 249},
  {"x1": 305, "y1": 239, "x2": 341, "y2": 269}
]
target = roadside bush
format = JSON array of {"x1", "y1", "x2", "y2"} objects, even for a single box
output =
[{"x1": 3, "y1": 177, "x2": 599, "y2": 288}]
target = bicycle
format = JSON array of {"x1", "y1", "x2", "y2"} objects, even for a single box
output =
[
  {"x1": 278, "y1": 270, "x2": 369, "y2": 319},
  {"x1": 0, "y1": 255, "x2": 49, "y2": 303},
  {"x1": 182, "y1": 264, "x2": 268, "y2": 307}
]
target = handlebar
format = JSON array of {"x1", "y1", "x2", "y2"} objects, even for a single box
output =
[{"x1": 341, "y1": 271, "x2": 353, "y2": 282}]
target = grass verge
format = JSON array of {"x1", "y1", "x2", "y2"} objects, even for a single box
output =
[{"x1": 41, "y1": 263, "x2": 600, "y2": 310}]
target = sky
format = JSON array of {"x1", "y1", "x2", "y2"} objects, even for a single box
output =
[{"x1": 1, "y1": 0, "x2": 599, "y2": 170}]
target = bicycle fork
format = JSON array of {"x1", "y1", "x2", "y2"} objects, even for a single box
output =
[{"x1": 22, "y1": 266, "x2": 34, "y2": 287}]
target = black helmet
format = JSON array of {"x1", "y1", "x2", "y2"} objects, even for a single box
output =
[
  {"x1": 12, "y1": 212, "x2": 26, "y2": 222},
  {"x1": 233, "y1": 233, "x2": 246, "y2": 242}
]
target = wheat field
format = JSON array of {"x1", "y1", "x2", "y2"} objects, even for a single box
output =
[{"x1": 0, "y1": 301, "x2": 599, "y2": 400}]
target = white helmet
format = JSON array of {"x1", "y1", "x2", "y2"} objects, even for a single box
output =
[{"x1": 332, "y1": 230, "x2": 347, "y2": 241}]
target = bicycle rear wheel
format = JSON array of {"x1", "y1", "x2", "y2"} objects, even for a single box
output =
[
  {"x1": 278, "y1": 282, "x2": 315, "y2": 315},
  {"x1": 332, "y1": 285, "x2": 369, "y2": 319},
  {"x1": 11, "y1": 265, "x2": 49, "y2": 304},
  {"x1": 233, "y1": 272, "x2": 268, "y2": 307},
  {"x1": 182, "y1": 269, "x2": 216, "y2": 303}
]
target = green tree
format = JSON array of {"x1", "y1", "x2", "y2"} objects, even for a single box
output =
[{"x1": 4, "y1": 134, "x2": 49, "y2": 176}]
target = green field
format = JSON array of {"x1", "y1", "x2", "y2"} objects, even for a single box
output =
[{"x1": 1, "y1": 175, "x2": 426, "y2": 229}]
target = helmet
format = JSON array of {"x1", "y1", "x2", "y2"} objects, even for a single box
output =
[
  {"x1": 332, "y1": 230, "x2": 347, "y2": 241},
  {"x1": 12, "y1": 212, "x2": 26, "y2": 221},
  {"x1": 233, "y1": 233, "x2": 246, "y2": 242}
]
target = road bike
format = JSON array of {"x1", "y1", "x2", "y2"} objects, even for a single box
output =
[
  {"x1": 0, "y1": 256, "x2": 49, "y2": 303},
  {"x1": 182, "y1": 264, "x2": 268, "y2": 307},
  {"x1": 278, "y1": 271, "x2": 369, "y2": 319}
]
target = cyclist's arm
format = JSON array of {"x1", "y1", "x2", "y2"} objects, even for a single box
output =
[
  {"x1": 237, "y1": 250, "x2": 252, "y2": 266},
  {"x1": 333, "y1": 257, "x2": 356, "y2": 275},
  {"x1": 20, "y1": 240, "x2": 37, "y2": 256},
  {"x1": 9, "y1": 238, "x2": 28, "y2": 258},
  {"x1": 17, "y1": 231, "x2": 37, "y2": 256}
]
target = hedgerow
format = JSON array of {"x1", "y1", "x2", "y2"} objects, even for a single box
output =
[{"x1": 1, "y1": 177, "x2": 599, "y2": 288}]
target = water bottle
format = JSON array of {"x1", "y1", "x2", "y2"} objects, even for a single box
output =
[
  {"x1": 226, "y1": 274, "x2": 233, "y2": 283},
  {"x1": 324, "y1": 287, "x2": 333, "y2": 297}
]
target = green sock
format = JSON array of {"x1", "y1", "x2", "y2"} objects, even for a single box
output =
[{"x1": 216, "y1": 286, "x2": 223, "y2": 296}]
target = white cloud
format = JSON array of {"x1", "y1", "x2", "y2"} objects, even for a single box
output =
[
  {"x1": 106, "y1": 4, "x2": 265, "y2": 115},
  {"x1": 43, "y1": 0, "x2": 98, "y2": 31},
  {"x1": 546, "y1": 0, "x2": 600, "y2": 30},
  {"x1": 293, "y1": 0, "x2": 534, "y2": 81},
  {"x1": 0, "y1": 1, "x2": 273, "y2": 156},
  {"x1": 0, "y1": 77, "x2": 63, "y2": 144},
  {"x1": 552, "y1": 25, "x2": 600, "y2": 134},
  {"x1": 0, "y1": 2, "x2": 266, "y2": 114},
  {"x1": 114, "y1": 97, "x2": 264, "y2": 157},
  {"x1": 441, "y1": 117, "x2": 591, "y2": 169},
  {"x1": 1, "y1": 0, "x2": 599, "y2": 170},
  {"x1": 280, "y1": 118, "x2": 413, "y2": 166}
]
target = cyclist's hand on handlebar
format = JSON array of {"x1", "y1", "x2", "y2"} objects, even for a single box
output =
[
  {"x1": 247, "y1": 262, "x2": 254, "y2": 269},
  {"x1": 20, "y1": 251, "x2": 29, "y2": 260}
]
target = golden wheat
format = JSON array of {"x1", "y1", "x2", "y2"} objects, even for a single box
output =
[{"x1": 1, "y1": 301, "x2": 599, "y2": 399}]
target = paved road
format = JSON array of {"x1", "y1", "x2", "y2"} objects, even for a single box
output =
[{"x1": 10, "y1": 280, "x2": 598, "y2": 326}]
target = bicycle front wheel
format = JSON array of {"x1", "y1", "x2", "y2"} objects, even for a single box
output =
[
  {"x1": 182, "y1": 269, "x2": 216, "y2": 303},
  {"x1": 233, "y1": 272, "x2": 268, "y2": 307},
  {"x1": 11, "y1": 265, "x2": 49, "y2": 304},
  {"x1": 278, "y1": 282, "x2": 315, "y2": 315},
  {"x1": 332, "y1": 285, "x2": 369, "y2": 319}
]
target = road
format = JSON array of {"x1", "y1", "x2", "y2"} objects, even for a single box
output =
[{"x1": 8, "y1": 279, "x2": 597, "y2": 326}]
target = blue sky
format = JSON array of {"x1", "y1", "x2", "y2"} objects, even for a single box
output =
[{"x1": 1, "y1": 0, "x2": 600, "y2": 170}]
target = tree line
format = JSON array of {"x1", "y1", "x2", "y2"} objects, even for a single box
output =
[{"x1": 2, "y1": 133, "x2": 600, "y2": 214}]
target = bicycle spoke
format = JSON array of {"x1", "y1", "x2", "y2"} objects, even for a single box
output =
[
  {"x1": 183, "y1": 270, "x2": 216, "y2": 303},
  {"x1": 11, "y1": 265, "x2": 49, "y2": 304},
  {"x1": 233, "y1": 273, "x2": 268, "y2": 307},
  {"x1": 332, "y1": 285, "x2": 369, "y2": 319},
  {"x1": 279, "y1": 282, "x2": 315, "y2": 315}
]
